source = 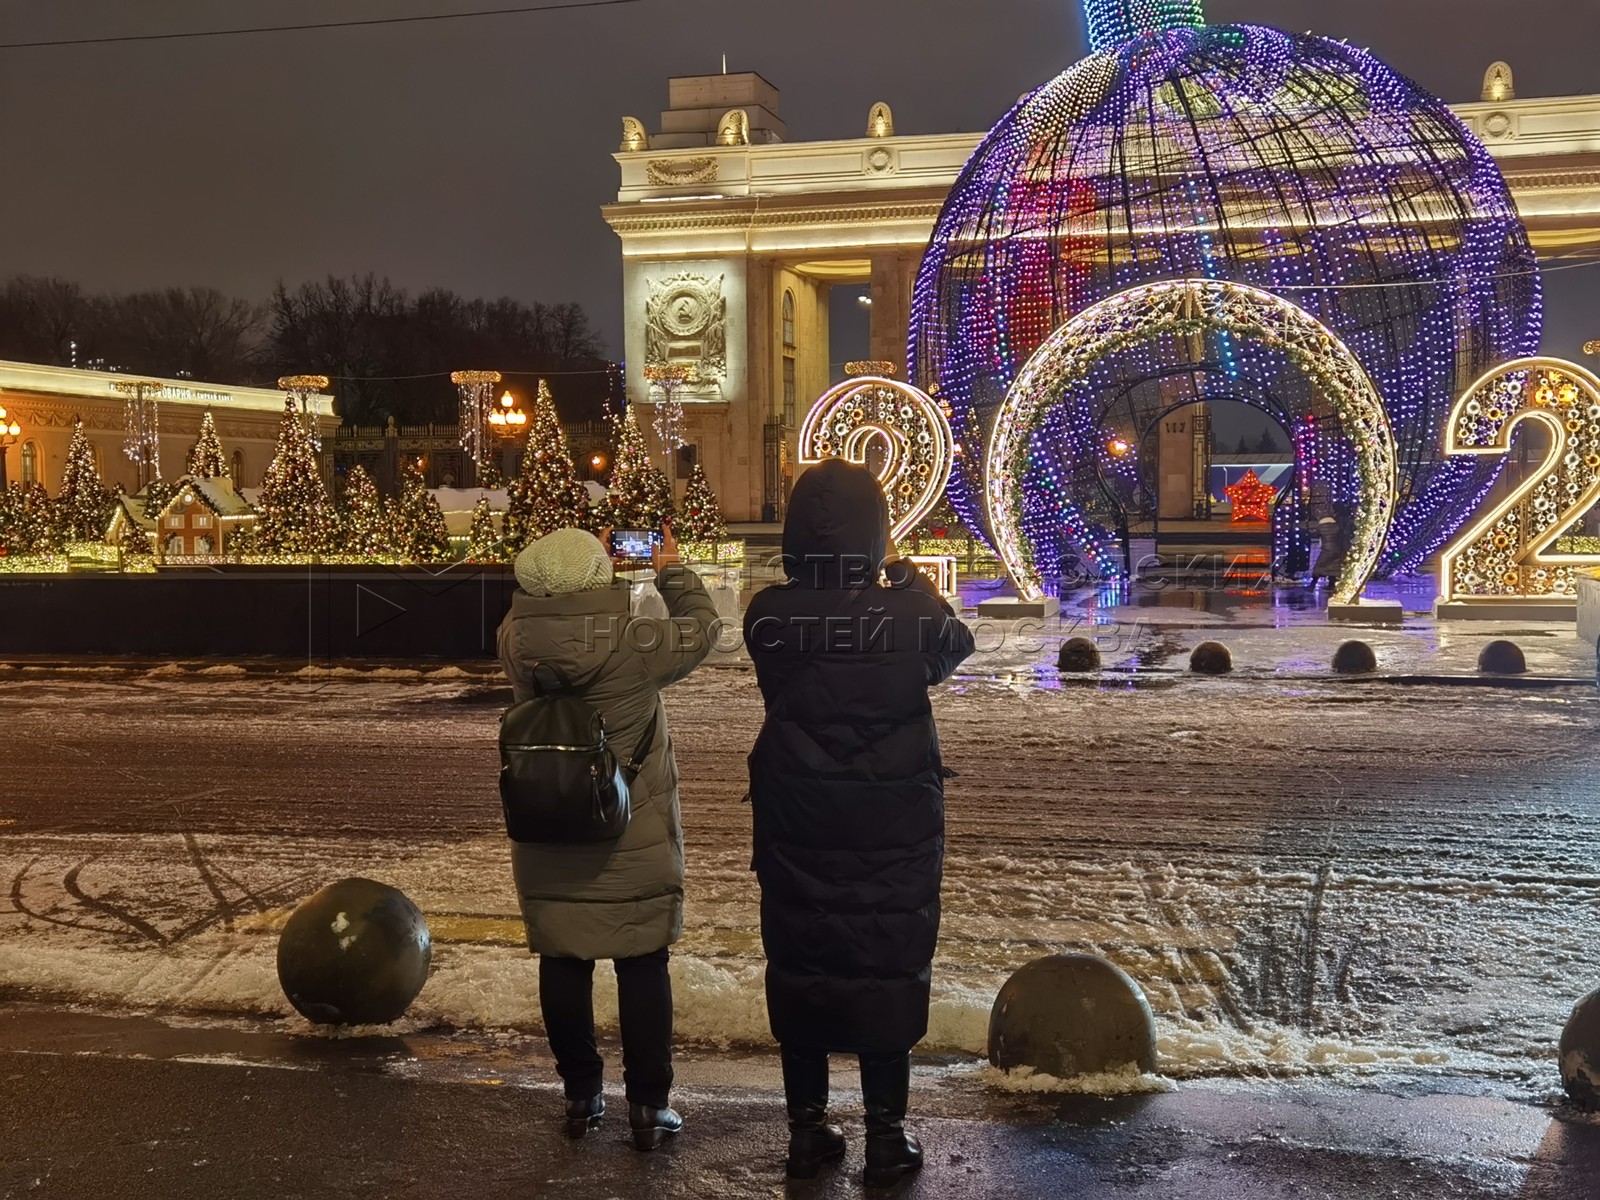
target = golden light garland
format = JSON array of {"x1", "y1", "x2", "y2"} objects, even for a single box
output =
[
  {"x1": 985, "y1": 279, "x2": 1397, "y2": 606},
  {"x1": 798, "y1": 368, "x2": 955, "y2": 542},
  {"x1": 1439, "y1": 357, "x2": 1600, "y2": 604},
  {"x1": 452, "y1": 370, "x2": 506, "y2": 467},
  {"x1": 845, "y1": 361, "x2": 898, "y2": 379}
]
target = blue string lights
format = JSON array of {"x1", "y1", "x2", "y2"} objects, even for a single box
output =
[{"x1": 909, "y1": 16, "x2": 1541, "y2": 583}]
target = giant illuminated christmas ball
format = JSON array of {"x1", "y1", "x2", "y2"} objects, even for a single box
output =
[{"x1": 910, "y1": 1, "x2": 1541, "y2": 576}]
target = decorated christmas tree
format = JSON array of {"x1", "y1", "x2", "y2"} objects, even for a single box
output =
[
  {"x1": 338, "y1": 464, "x2": 390, "y2": 557},
  {"x1": 465, "y1": 497, "x2": 503, "y2": 562},
  {"x1": 388, "y1": 458, "x2": 452, "y2": 562},
  {"x1": 56, "y1": 417, "x2": 114, "y2": 541},
  {"x1": 141, "y1": 477, "x2": 176, "y2": 522},
  {"x1": 21, "y1": 484, "x2": 61, "y2": 554},
  {"x1": 606, "y1": 404, "x2": 674, "y2": 530},
  {"x1": 257, "y1": 397, "x2": 335, "y2": 555},
  {"x1": 0, "y1": 486, "x2": 22, "y2": 556},
  {"x1": 118, "y1": 513, "x2": 154, "y2": 560},
  {"x1": 187, "y1": 411, "x2": 229, "y2": 479},
  {"x1": 504, "y1": 381, "x2": 591, "y2": 550},
  {"x1": 675, "y1": 463, "x2": 726, "y2": 540}
]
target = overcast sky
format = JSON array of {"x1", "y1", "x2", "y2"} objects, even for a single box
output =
[{"x1": 1, "y1": 0, "x2": 1596, "y2": 356}]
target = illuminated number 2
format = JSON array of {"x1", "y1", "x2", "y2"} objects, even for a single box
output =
[{"x1": 1439, "y1": 358, "x2": 1600, "y2": 604}]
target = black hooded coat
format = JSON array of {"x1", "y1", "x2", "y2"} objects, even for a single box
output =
[{"x1": 744, "y1": 459, "x2": 975, "y2": 1054}]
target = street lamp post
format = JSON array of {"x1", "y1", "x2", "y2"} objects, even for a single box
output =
[
  {"x1": 487, "y1": 390, "x2": 528, "y2": 481},
  {"x1": 0, "y1": 406, "x2": 20, "y2": 490}
]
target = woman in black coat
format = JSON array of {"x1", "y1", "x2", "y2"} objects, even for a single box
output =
[{"x1": 744, "y1": 459, "x2": 975, "y2": 1186}]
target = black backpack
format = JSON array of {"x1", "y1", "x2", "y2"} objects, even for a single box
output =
[{"x1": 498, "y1": 664, "x2": 658, "y2": 845}]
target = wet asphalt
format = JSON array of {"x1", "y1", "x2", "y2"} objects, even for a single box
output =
[{"x1": 1, "y1": 1005, "x2": 1598, "y2": 1200}]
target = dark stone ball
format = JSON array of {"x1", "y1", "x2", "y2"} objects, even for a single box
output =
[
  {"x1": 1190, "y1": 641, "x2": 1233, "y2": 675},
  {"x1": 1560, "y1": 988, "x2": 1600, "y2": 1111},
  {"x1": 988, "y1": 954, "x2": 1157, "y2": 1082},
  {"x1": 1332, "y1": 640, "x2": 1379, "y2": 675},
  {"x1": 277, "y1": 878, "x2": 432, "y2": 1026},
  {"x1": 1057, "y1": 637, "x2": 1102, "y2": 673},
  {"x1": 1478, "y1": 640, "x2": 1528, "y2": 676}
]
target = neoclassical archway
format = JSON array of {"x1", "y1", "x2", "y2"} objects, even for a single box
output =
[{"x1": 984, "y1": 280, "x2": 1398, "y2": 606}]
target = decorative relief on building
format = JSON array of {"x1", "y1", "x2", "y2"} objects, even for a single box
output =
[
  {"x1": 716, "y1": 109, "x2": 751, "y2": 146},
  {"x1": 865, "y1": 145, "x2": 897, "y2": 176},
  {"x1": 620, "y1": 116, "x2": 650, "y2": 153},
  {"x1": 867, "y1": 102, "x2": 895, "y2": 138},
  {"x1": 1483, "y1": 62, "x2": 1515, "y2": 103},
  {"x1": 645, "y1": 273, "x2": 728, "y2": 385},
  {"x1": 645, "y1": 156, "x2": 720, "y2": 186}
]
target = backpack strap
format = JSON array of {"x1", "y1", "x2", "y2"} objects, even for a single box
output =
[{"x1": 622, "y1": 706, "x2": 660, "y2": 778}]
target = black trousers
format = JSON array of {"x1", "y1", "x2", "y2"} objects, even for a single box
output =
[
  {"x1": 539, "y1": 948, "x2": 673, "y2": 1108},
  {"x1": 780, "y1": 1044, "x2": 911, "y2": 1123}
]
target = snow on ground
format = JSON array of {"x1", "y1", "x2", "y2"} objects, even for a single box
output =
[{"x1": 0, "y1": 624, "x2": 1596, "y2": 1100}]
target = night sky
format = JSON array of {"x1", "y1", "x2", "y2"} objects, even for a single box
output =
[{"x1": 1, "y1": 0, "x2": 1596, "y2": 357}]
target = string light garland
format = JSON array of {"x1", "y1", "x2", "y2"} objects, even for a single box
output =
[
  {"x1": 113, "y1": 380, "x2": 165, "y2": 489},
  {"x1": 1083, "y1": 0, "x2": 1204, "y2": 54},
  {"x1": 1225, "y1": 469, "x2": 1277, "y2": 523},
  {"x1": 277, "y1": 375, "x2": 331, "y2": 452},
  {"x1": 910, "y1": 15, "x2": 1540, "y2": 580},
  {"x1": 1439, "y1": 358, "x2": 1600, "y2": 604},
  {"x1": 799, "y1": 364, "x2": 956, "y2": 542},
  {"x1": 985, "y1": 280, "x2": 1396, "y2": 607},
  {"x1": 451, "y1": 370, "x2": 504, "y2": 471}
]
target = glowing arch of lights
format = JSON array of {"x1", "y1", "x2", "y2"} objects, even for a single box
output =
[
  {"x1": 799, "y1": 370, "x2": 956, "y2": 542},
  {"x1": 1440, "y1": 358, "x2": 1600, "y2": 604},
  {"x1": 985, "y1": 279, "x2": 1398, "y2": 606}
]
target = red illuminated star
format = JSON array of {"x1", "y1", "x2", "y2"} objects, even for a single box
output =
[{"x1": 1226, "y1": 469, "x2": 1277, "y2": 523}]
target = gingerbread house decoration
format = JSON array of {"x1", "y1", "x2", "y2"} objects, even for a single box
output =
[
  {"x1": 150, "y1": 475, "x2": 257, "y2": 560},
  {"x1": 105, "y1": 492, "x2": 159, "y2": 550}
]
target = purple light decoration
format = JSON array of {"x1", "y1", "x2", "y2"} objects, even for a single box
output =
[{"x1": 909, "y1": 19, "x2": 1542, "y2": 580}]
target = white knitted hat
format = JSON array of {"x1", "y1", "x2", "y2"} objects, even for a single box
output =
[{"x1": 514, "y1": 528, "x2": 614, "y2": 596}]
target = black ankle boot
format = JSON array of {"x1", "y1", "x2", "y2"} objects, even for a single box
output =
[
  {"x1": 781, "y1": 1047, "x2": 846, "y2": 1179},
  {"x1": 860, "y1": 1053, "x2": 922, "y2": 1188},
  {"x1": 628, "y1": 1103, "x2": 684, "y2": 1151},
  {"x1": 563, "y1": 1094, "x2": 604, "y2": 1139}
]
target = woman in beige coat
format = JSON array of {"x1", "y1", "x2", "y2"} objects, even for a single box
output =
[{"x1": 497, "y1": 524, "x2": 718, "y2": 1150}]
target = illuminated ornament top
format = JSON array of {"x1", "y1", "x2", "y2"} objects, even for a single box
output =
[
  {"x1": 1083, "y1": 0, "x2": 1204, "y2": 53},
  {"x1": 911, "y1": 0, "x2": 1540, "y2": 579},
  {"x1": 1225, "y1": 469, "x2": 1277, "y2": 524}
]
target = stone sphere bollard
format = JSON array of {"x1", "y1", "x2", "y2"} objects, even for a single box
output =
[
  {"x1": 1478, "y1": 640, "x2": 1528, "y2": 676},
  {"x1": 1560, "y1": 988, "x2": 1600, "y2": 1111},
  {"x1": 277, "y1": 878, "x2": 432, "y2": 1025},
  {"x1": 1332, "y1": 640, "x2": 1379, "y2": 675},
  {"x1": 1190, "y1": 641, "x2": 1233, "y2": 676},
  {"x1": 988, "y1": 954, "x2": 1157, "y2": 1081},
  {"x1": 1057, "y1": 637, "x2": 1102, "y2": 673}
]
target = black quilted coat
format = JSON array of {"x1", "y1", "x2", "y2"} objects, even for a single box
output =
[{"x1": 744, "y1": 460, "x2": 975, "y2": 1054}]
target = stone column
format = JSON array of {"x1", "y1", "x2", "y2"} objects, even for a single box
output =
[{"x1": 869, "y1": 252, "x2": 917, "y2": 370}]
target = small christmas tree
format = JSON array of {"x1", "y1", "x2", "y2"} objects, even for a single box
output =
[
  {"x1": 465, "y1": 497, "x2": 503, "y2": 562},
  {"x1": 56, "y1": 417, "x2": 114, "y2": 541},
  {"x1": 118, "y1": 514, "x2": 154, "y2": 561},
  {"x1": 0, "y1": 486, "x2": 21, "y2": 556},
  {"x1": 21, "y1": 483, "x2": 61, "y2": 553},
  {"x1": 504, "y1": 381, "x2": 590, "y2": 550},
  {"x1": 646, "y1": 466, "x2": 677, "y2": 527},
  {"x1": 388, "y1": 458, "x2": 452, "y2": 562},
  {"x1": 142, "y1": 477, "x2": 176, "y2": 522},
  {"x1": 257, "y1": 397, "x2": 335, "y2": 555},
  {"x1": 338, "y1": 464, "x2": 390, "y2": 557},
  {"x1": 676, "y1": 464, "x2": 726, "y2": 541},
  {"x1": 187, "y1": 411, "x2": 229, "y2": 479},
  {"x1": 607, "y1": 404, "x2": 674, "y2": 530}
]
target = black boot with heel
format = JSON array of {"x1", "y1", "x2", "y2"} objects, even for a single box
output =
[
  {"x1": 563, "y1": 1094, "x2": 605, "y2": 1139},
  {"x1": 781, "y1": 1047, "x2": 846, "y2": 1180},
  {"x1": 860, "y1": 1053, "x2": 922, "y2": 1189},
  {"x1": 628, "y1": 1103, "x2": 684, "y2": 1151}
]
